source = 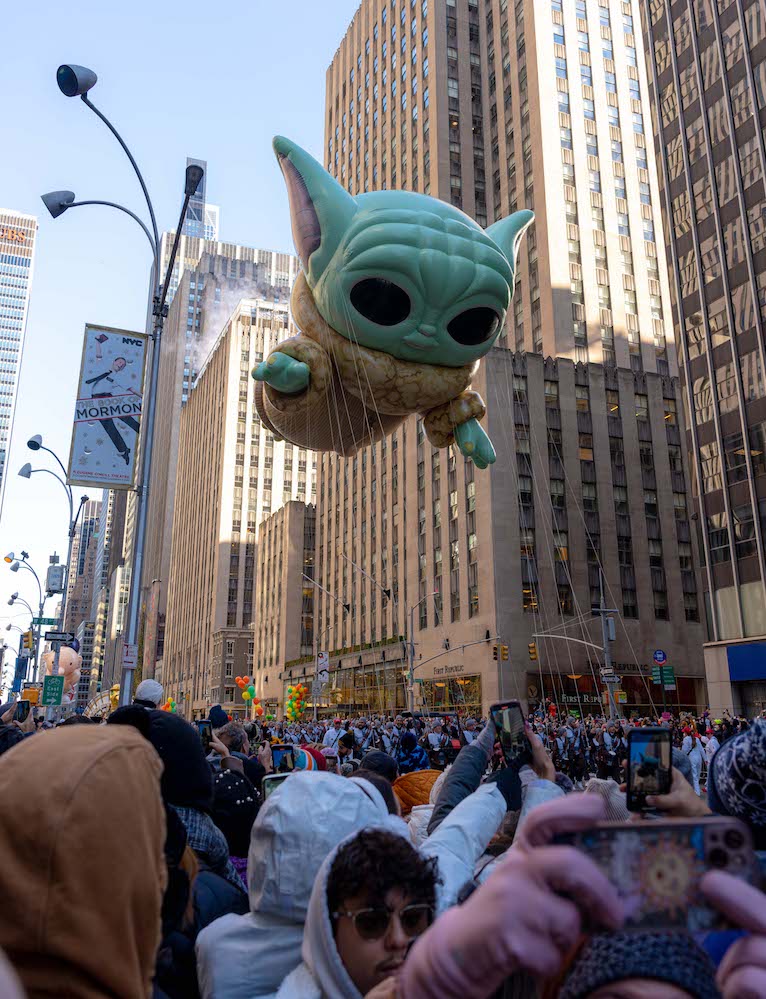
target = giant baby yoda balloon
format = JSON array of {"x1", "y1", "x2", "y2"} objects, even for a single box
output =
[{"x1": 253, "y1": 137, "x2": 533, "y2": 469}]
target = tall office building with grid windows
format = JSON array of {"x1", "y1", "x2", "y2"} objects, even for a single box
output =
[
  {"x1": 296, "y1": 0, "x2": 706, "y2": 718},
  {"x1": 638, "y1": 0, "x2": 766, "y2": 714},
  {"x1": 0, "y1": 211, "x2": 37, "y2": 517}
]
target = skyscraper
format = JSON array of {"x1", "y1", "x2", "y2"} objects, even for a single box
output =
[
  {"x1": 63, "y1": 498, "x2": 102, "y2": 636},
  {"x1": 181, "y1": 158, "x2": 220, "y2": 242},
  {"x1": 162, "y1": 299, "x2": 318, "y2": 714},
  {"x1": 638, "y1": 0, "x2": 766, "y2": 714},
  {"x1": 305, "y1": 0, "x2": 706, "y2": 716},
  {"x1": 253, "y1": 501, "x2": 316, "y2": 711},
  {"x1": 141, "y1": 249, "x2": 300, "y2": 678},
  {"x1": 0, "y1": 211, "x2": 37, "y2": 516}
]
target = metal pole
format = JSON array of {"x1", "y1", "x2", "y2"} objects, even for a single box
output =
[
  {"x1": 599, "y1": 573, "x2": 616, "y2": 722},
  {"x1": 313, "y1": 622, "x2": 319, "y2": 722},
  {"x1": 408, "y1": 604, "x2": 416, "y2": 714},
  {"x1": 119, "y1": 274, "x2": 161, "y2": 707},
  {"x1": 120, "y1": 184, "x2": 197, "y2": 707}
]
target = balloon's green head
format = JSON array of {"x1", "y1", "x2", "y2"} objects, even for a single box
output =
[{"x1": 274, "y1": 136, "x2": 533, "y2": 368}]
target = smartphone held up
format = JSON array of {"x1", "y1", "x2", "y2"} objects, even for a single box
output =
[
  {"x1": 489, "y1": 700, "x2": 532, "y2": 768},
  {"x1": 195, "y1": 720, "x2": 213, "y2": 753},
  {"x1": 626, "y1": 727, "x2": 671, "y2": 812}
]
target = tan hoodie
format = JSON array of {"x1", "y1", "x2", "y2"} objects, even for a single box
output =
[{"x1": 0, "y1": 726, "x2": 167, "y2": 998}]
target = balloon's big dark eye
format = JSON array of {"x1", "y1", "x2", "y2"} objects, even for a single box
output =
[
  {"x1": 350, "y1": 278, "x2": 411, "y2": 326},
  {"x1": 447, "y1": 307, "x2": 502, "y2": 345}
]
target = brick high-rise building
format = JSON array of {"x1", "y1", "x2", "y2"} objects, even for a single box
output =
[
  {"x1": 143, "y1": 250, "x2": 300, "y2": 680},
  {"x1": 162, "y1": 299, "x2": 317, "y2": 715},
  {"x1": 304, "y1": 0, "x2": 706, "y2": 716},
  {"x1": 63, "y1": 498, "x2": 101, "y2": 638},
  {"x1": 253, "y1": 502, "x2": 316, "y2": 712},
  {"x1": 638, "y1": 0, "x2": 766, "y2": 715}
]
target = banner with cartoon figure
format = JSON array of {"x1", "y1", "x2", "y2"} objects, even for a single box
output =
[{"x1": 67, "y1": 324, "x2": 148, "y2": 489}]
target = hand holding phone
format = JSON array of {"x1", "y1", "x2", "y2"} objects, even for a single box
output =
[
  {"x1": 554, "y1": 817, "x2": 758, "y2": 933},
  {"x1": 14, "y1": 700, "x2": 31, "y2": 723},
  {"x1": 626, "y1": 727, "x2": 671, "y2": 812},
  {"x1": 489, "y1": 700, "x2": 532, "y2": 768},
  {"x1": 263, "y1": 772, "x2": 291, "y2": 798},
  {"x1": 271, "y1": 744, "x2": 295, "y2": 773},
  {"x1": 195, "y1": 719, "x2": 213, "y2": 753}
]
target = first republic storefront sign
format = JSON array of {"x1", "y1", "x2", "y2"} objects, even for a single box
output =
[{"x1": 67, "y1": 324, "x2": 148, "y2": 490}]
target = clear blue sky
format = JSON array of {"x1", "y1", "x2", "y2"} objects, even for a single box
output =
[{"x1": 0, "y1": 0, "x2": 360, "y2": 634}]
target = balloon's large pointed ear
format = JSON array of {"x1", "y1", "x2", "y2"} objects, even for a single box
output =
[
  {"x1": 486, "y1": 209, "x2": 534, "y2": 282},
  {"x1": 273, "y1": 136, "x2": 358, "y2": 287}
]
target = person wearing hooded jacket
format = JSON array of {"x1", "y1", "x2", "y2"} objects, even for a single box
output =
[
  {"x1": 195, "y1": 772, "x2": 394, "y2": 999},
  {"x1": 0, "y1": 724, "x2": 167, "y2": 999},
  {"x1": 196, "y1": 766, "x2": 508, "y2": 998},
  {"x1": 108, "y1": 707, "x2": 248, "y2": 998},
  {"x1": 395, "y1": 731, "x2": 429, "y2": 774},
  {"x1": 276, "y1": 825, "x2": 438, "y2": 999}
]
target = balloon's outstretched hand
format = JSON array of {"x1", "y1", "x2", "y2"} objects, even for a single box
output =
[{"x1": 253, "y1": 352, "x2": 310, "y2": 394}]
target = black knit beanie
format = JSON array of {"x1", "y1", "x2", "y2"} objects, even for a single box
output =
[
  {"x1": 212, "y1": 770, "x2": 259, "y2": 857},
  {"x1": 147, "y1": 711, "x2": 214, "y2": 812},
  {"x1": 361, "y1": 750, "x2": 399, "y2": 783},
  {"x1": 559, "y1": 932, "x2": 720, "y2": 999}
]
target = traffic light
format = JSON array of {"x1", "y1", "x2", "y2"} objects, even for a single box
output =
[
  {"x1": 528, "y1": 642, "x2": 538, "y2": 661},
  {"x1": 22, "y1": 630, "x2": 33, "y2": 651},
  {"x1": 492, "y1": 645, "x2": 498, "y2": 661},
  {"x1": 501, "y1": 645, "x2": 509, "y2": 661}
]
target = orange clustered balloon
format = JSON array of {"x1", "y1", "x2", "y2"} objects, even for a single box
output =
[{"x1": 235, "y1": 676, "x2": 264, "y2": 716}]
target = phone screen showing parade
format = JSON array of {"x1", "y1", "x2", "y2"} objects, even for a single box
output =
[
  {"x1": 490, "y1": 701, "x2": 530, "y2": 766},
  {"x1": 271, "y1": 746, "x2": 295, "y2": 773},
  {"x1": 627, "y1": 729, "x2": 671, "y2": 811}
]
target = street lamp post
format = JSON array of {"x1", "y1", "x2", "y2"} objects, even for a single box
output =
[
  {"x1": 43, "y1": 65, "x2": 203, "y2": 707},
  {"x1": 4, "y1": 553, "x2": 45, "y2": 680},
  {"x1": 301, "y1": 573, "x2": 350, "y2": 721},
  {"x1": 18, "y1": 436, "x2": 90, "y2": 684}
]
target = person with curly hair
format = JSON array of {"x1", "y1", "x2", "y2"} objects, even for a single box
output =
[{"x1": 277, "y1": 827, "x2": 438, "y2": 998}]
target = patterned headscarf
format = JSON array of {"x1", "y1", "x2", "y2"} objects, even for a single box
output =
[{"x1": 708, "y1": 718, "x2": 766, "y2": 849}]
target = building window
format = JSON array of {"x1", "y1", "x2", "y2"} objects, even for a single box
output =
[
  {"x1": 654, "y1": 591, "x2": 669, "y2": 620},
  {"x1": 545, "y1": 380, "x2": 559, "y2": 407}
]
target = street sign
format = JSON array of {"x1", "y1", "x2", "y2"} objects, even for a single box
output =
[
  {"x1": 603, "y1": 675, "x2": 621, "y2": 684},
  {"x1": 41, "y1": 675, "x2": 65, "y2": 706},
  {"x1": 652, "y1": 666, "x2": 662, "y2": 684},
  {"x1": 662, "y1": 664, "x2": 676, "y2": 691},
  {"x1": 44, "y1": 631, "x2": 75, "y2": 643},
  {"x1": 33, "y1": 617, "x2": 57, "y2": 627},
  {"x1": 653, "y1": 649, "x2": 667, "y2": 665},
  {"x1": 317, "y1": 650, "x2": 329, "y2": 671},
  {"x1": 122, "y1": 642, "x2": 138, "y2": 670}
]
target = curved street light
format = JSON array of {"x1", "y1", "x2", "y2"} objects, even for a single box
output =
[
  {"x1": 43, "y1": 64, "x2": 203, "y2": 707},
  {"x1": 4, "y1": 552, "x2": 45, "y2": 681},
  {"x1": 16, "y1": 436, "x2": 90, "y2": 685}
]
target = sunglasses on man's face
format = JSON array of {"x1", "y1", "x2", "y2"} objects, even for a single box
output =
[{"x1": 333, "y1": 902, "x2": 434, "y2": 941}]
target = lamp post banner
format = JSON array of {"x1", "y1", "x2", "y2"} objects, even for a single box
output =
[{"x1": 67, "y1": 324, "x2": 148, "y2": 489}]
